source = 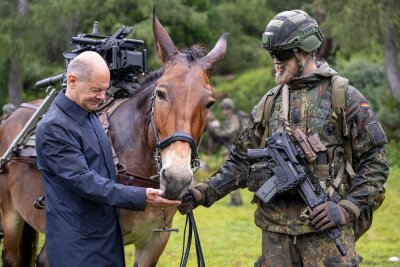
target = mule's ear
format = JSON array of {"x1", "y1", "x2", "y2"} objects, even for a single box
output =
[
  {"x1": 152, "y1": 7, "x2": 178, "y2": 63},
  {"x1": 201, "y1": 32, "x2": 229, "y2": 74}
]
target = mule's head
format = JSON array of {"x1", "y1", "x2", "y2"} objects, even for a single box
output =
[{"x1": 151, "y1": 12, "x2": 228, "y2": 200}]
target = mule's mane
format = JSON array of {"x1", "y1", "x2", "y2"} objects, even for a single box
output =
[
  {"x1": 139, "y1": 68, "x2": 163, "y2": 91},
  {"x1": 180, "y1": 45, "x2": 207, "y2": 62},
  {"x1": 133, "y1": 45, "x2": 206, "y2": 94}
]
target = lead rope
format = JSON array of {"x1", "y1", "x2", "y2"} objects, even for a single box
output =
[
  {"x1": 180, "y1": 211, "x2": 205, "y2": 267},
  {"x1": 180, "y1": 152, "x2": 205, "y2": 267}
]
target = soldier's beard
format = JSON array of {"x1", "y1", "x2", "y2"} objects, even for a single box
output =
[{"x1": 275, "y1": 63, "x2": 297, "y2": 84}]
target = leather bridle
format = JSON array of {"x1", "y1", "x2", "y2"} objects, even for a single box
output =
[
  {"x1": 148, "y1": 92, "x2": 202, "y2": 173},
  {"x1": 148, "y1": 92, "x2": 207, "y2": 266}
]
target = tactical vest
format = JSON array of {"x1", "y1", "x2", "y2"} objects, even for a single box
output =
[
  {"x1": 251, "y1": 74, "x2": 378, "y2": 239},
  {"x1": 254, "y1": 74, "x2": 353, "y2": 184}
]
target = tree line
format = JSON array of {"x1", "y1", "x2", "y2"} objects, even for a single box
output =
[{"x1": 1, "y1": 0, "x2": 399, "y2": 142}]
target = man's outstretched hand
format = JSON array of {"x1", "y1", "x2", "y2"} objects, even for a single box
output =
[{"x1": 145, "y1": 188, "x2": 181, "y2": 207}]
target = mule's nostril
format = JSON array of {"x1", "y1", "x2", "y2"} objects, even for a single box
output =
[{"x1": 160, "y1": 168, "x2": 172, "y2": 183}]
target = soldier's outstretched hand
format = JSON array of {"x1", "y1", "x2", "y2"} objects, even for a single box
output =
[{"x1": 177, "y1": 188, "x2": 204, "y2": 214}]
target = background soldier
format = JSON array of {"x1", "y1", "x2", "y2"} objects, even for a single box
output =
[
  {"x1": 208, "y1": 98, "x2": 243, "y2": 206},
  {"x1": 178, "y1": 10, "x2": 389, "y2": 266}
]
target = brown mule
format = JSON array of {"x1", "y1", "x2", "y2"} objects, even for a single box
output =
[{"x1": 0, "y1": 12, "x2": 228, "y2": 267}]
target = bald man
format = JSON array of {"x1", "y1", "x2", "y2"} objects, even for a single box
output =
[{"x1": 36, "y1": 51, "x2": 180, "y2": 267}]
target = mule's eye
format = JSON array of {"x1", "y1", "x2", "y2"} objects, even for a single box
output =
[
  {"x1": 156, "y1": 90, "x2": 166, "y2": 100},
  {"x1": 205, "y1": 101, "x2": 214, "y2": 109}
]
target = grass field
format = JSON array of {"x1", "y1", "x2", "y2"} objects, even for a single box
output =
[
  {"x1": 1, "y1": 167, "x2": 398, "y2": 266},
  {"x1": 126, "y1": 166, "x2": 400, "y2": 267}
]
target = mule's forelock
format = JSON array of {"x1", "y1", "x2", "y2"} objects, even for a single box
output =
[{"x1": 180, "y1": 45, "x2": 207, "y2": 62}]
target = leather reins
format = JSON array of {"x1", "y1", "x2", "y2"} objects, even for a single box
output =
[{"x1": 180, "y1": 212, "x2": 206, "y2": 267}]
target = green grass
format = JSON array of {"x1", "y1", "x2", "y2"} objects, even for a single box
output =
[
  {"x1": 1, "y1": 167, "x2": 398, "y2": 267},
  {"x1": 355, "y1": 166, "x2": 400, "y2": 267},
  {"x1": 129, "y1": 191, "x2": 261, "y2": 267},
  {"x1": 127, "y1": 166, "x2": 400, "y2": 267}
]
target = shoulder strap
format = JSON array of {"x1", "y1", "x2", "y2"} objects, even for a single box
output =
[
  {"x1": 331, "y1": 74, "x2": 353, "y2": 168},
  {"x1": 331, "y1": 74, "x2": 349, "y2": 137},
  {"x1": 331, "y1": 75, "x2": 348, "y2": 113},
  {"x1": 259, "y1": 85, "x2": 282, "y2": 147}
]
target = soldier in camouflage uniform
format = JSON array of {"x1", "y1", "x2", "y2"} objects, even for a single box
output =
[
  {"x1": 209, "y1": 98, "x2": 241, "y2": 153},
  {"x1": 178, "y1": 9, "x2": 389, "y2": 266},
  {"x1": 208, "y1": 98, "x2": 243, "y2": 206}
]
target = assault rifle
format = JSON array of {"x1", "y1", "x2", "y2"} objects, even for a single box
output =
[
  {"x1": 36, "y1": 21, "x2": 148, "y2": 98},
  {"x1": 247, "y1": 130, "x2": 347, "y2": 256}
]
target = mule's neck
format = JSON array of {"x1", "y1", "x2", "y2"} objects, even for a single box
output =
[{"x1": 109, "y1": 84, "x2": 158, "y2": 177}]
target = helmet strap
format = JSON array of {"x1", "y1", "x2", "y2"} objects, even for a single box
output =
[{"x1": 293, "y1": 48, "x2": 314, "y2": 77}]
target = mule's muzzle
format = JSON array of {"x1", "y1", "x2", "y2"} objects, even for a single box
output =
[{"x1": 161, "y1": 178, "x2": 192, "y2": 200}]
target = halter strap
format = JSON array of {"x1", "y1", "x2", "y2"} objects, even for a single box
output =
[
  {"x1": 148, "y1": 92, "x2": 201, "y2": 172},
  {"x1": 158, "y1": 132, "x2": 197, "y2": 160}
]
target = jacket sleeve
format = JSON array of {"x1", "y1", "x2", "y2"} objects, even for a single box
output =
[
  {"x1": 196, "y1": 115, "x2": 262, "y2": 206},
  {"x1": 36, "y1": 121, "x2": 146, "y2": 211},
  {"x1": 337, "y1": 85, "x2": 389, "y2": 217}
]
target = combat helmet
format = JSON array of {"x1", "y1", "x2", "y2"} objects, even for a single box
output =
[
  {"x1": 262, "y1": 10, "x2": 323, "y2": 53},
  {"x1": 2, "y1": 103, "x2": 16, "y2": 114},
  {"x1": 220, "y1": 98, "x2": 235, "y2": 110}
]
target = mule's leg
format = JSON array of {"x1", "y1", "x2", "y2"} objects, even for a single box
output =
[
  {"x1": 36, "y1": 242, "x2": 48, "y2": 267},
  {"x1": 133, "y1": 231, "x2": 171, "y2": 267},
  {"x1": 0, "y1": 204, "x2": 4, "y2": 240},
  {"x1": 1, "y1": 206, "x2": 25, "y2": 267},
  {"x1": 20, "y1": 222, "x2": 38, "y2": 267}
]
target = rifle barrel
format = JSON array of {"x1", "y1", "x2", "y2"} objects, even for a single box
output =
[
  {"x1": 71, "y1": 37, "x2": 102, "y2": 45},
  {"x1": 35, "y1": 74, "x2": 64, "y2": 89}
]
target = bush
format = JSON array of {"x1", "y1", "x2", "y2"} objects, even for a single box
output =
[
  {"x1": 386, "y1": 141, "x2": 400, "y2": 167},
  {"x1": 212, "y1": 66, "x2": 275, "y2": 115},
  {"x1": 377, "y1": 95, "x2": 400, "y2": 152}
]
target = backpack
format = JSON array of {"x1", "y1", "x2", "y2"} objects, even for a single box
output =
[{"x1": 256, "y1": 74, "x2": 385, "y2": 240}]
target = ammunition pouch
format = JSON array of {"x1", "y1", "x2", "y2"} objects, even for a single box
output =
[{"x1": 248, "y1": 161, "x2": 273, "y2": 192}]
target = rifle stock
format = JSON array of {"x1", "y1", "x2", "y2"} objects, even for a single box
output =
[{"x1": 0, "y1": 88, "x2": 59, "y2": 172}]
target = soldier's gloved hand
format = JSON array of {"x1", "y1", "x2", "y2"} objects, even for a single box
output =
[
  {"x1": 309, "y1": 201, "x2": 353, "y2": 231},
  {"x1": 177, "y1": 188, "x2": 204, "y2": 215}
]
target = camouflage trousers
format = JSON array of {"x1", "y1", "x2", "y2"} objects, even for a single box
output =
[{"x1": 255, "y1": 228, "x2": 361, "y2": 267}]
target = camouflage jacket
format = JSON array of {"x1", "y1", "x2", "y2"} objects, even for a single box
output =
[{"x1": 196, "y1": 62, "x2": 389, "y2": 235}]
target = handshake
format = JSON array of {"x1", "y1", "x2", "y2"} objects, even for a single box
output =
[{"x1": 177, "y1": 188, "x2": 204, "y2": 214}]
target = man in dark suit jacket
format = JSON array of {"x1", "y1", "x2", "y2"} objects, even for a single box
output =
[{"x1": 36, "y1": 51, "x2": 180, "y2": 267}]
